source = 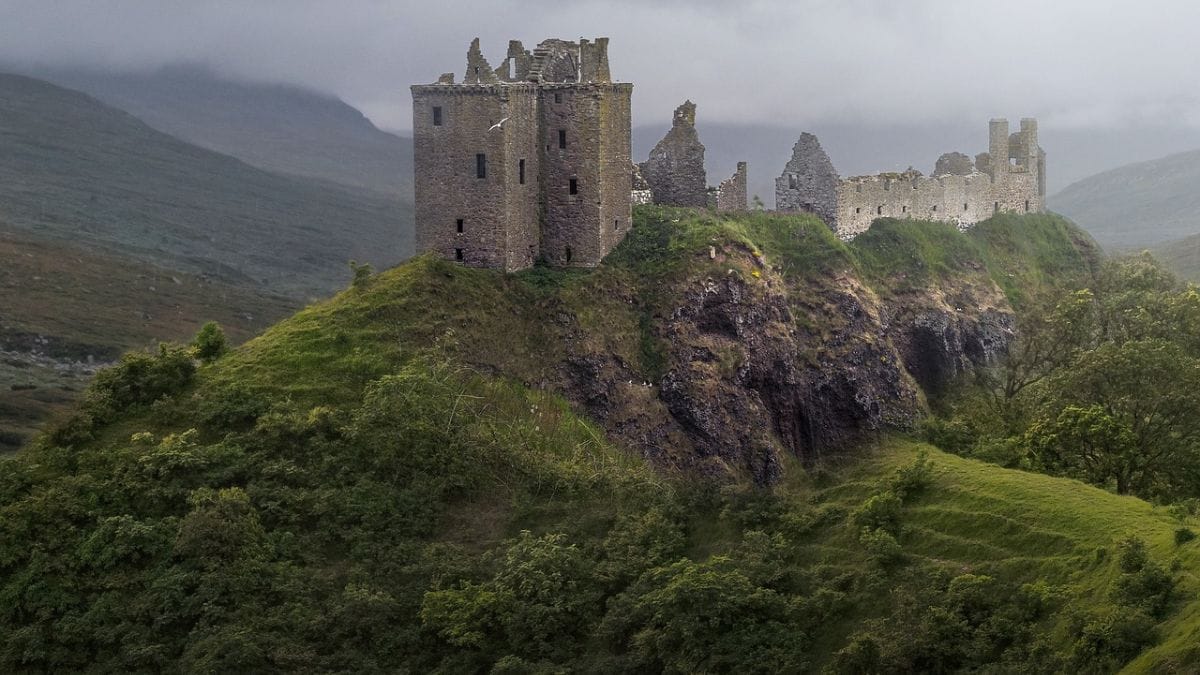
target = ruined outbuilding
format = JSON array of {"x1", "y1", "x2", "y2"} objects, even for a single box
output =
[
  {"x1": 777, "y1": 119, "x2": 1046, "y2": 238},
  {"x1": 411, "y1": 37, "x2": 633, "y2": 271},
  {"x1": 639, "y1": 101, "x2": 708, "y2": 208}
]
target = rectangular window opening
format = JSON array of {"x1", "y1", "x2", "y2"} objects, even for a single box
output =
[
  {"x1": 902, "y1": 205, "x2": 908, "y2": 213},
  {"x1": 558, "y1": 129, "x2": 567, "y2": 149},
  {"x1": 569, "y1": 178, "x2": 578, "y2": 195},
  {"x1": 432, "y1": 106, "x2": 443, "y2": 126},
  {"x1": 456, "y1": 218, "x2": 464, "y2": 233},
  {"x1": 1025, "y1": 199, "x2": 1030, "y2": 212},
  {"x1": 994, "y1": 201, "x2": 999, "y2": 213},
  {"x1": 877, "y1": 205, "x2": 883, "y2": 215},
  {"x1": 554, "y1": 92, "x2": 562, "y2": 104},
  {"x1": 932, "y1": 205, "x2": 938, "y2": 212},
  {"x1": 476, "y1": 153, "x2": 487, "y2": 179},
  {"x1": 963, "y1": 202, "x2": 968, "y2": 211},
  {"x1": 455, "y1": 248, "x2": 464, "y2": 262},
  {"x1": 519, "y1": 159, "x2": 526, "y2": 185},
  {"x1": 855, "y1": 207, "x2": 861, "y2": 214}
]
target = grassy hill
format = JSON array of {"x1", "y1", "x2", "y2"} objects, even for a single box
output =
[
  {"x1": 0, "y1": 72, "x2": 411, "y2": 299},
  {"x1": 27, "y1": 64, "x2": 414, "y2": 200},
  {"x1": 10, "y1": 208, "x2": 1191, "y2": 671},
  {"x1": 1049, "y1": 149, "x2": 1200, "y2": 251},
  {"x1": 1150, "y1": 232, "x2": 1200, "y2": 281},
  {"x1": 0, "y1": 227, "x2": 298, "y2": 451}
]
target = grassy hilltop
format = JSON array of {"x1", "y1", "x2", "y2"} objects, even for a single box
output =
[{"x1": 3, "y1": 208, "x2": 1198, "y2": 672}]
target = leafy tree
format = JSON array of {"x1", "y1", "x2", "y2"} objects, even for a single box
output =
[{"x1": 1027, "y1": 339, "x2": 1200, "y2": 496}]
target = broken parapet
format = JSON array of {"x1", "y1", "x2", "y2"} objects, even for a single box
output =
[
  {"x1": 639, "y1": 100, "x2": 708, "y2": 208},
  {"x1": 775, "y1": 133, "x2": 840, "y2": 227},
  {"x1": 632, "y1": 163, "x2": 653, "y2": 206},
  {"x1": 715, "y1": 161, "x2": 748, "y2": 211}
]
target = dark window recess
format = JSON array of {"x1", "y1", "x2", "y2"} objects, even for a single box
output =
[
  {"x1": 565, "y1": 247, "x2": 573, "y2": 263},
  {"x1": 994, "y1": 201, "x2": 999, "y2": 213},
  {"x1": 554, "y1": 92, "x2": 562, "y2": 104},
  {"x1": 455, "y1": 248, "x2": 464, "y2": 261},
  {"x1": 932, "y1": 205, "x2": 938, "y2": 212},
  {"x1": 519, "y1": 159, "x2": 526, "y2": 184},
  {"x1": 877, "y1": 205, "x2": 883, "y2": 215},
  {"x1": 456, "y1": 218, "x2": 464, "y2": 233},
  {"x1": 614, "y1": 218, "x2": 619, "y2": 231},
  {"x1": 902, "y1": 205, "x2": 908, "y2": 213},
  {"x1": 432, "y1": 106, "x2": 443, "y2": 126},
  {"x1": 1025, "y1": 199, "x2": 1030, "y2": 212},
  {"x1": 476, "y1": 153, "x2": 487, "y2": 179},
  {"x1": 963, "y1": 202, "x2": 968, "y2": 211},
  {"x1": 855, "y1": 207, "x2": 861, "y2": 214},
  {"x1": 569, "y1": 178, "x2": 578, "y2": 195},
  {"x1": 558, "y1": 129, "x2": 567, "y2": 149}
]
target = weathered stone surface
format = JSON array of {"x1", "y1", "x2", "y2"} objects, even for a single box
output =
[
  {"x1": 775, "y1": 133, "x2": 840, "y2": 227},
  {"x1": 639, "y1": 101, "x2": 708, "y2": 207},
  {"x1": 412, "y1": 37, "x2": 632, "y2": 271},
  {"x1": 715, "y1": 161, "x2": 748, "y2": 211},
  {"x1": 934, "y1": 151, "x2": 974, "y2": 176}
]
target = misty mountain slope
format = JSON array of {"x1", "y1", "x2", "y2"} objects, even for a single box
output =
[
  {"x1": 28, "y1": 64, "x2": 414, "y2": 200},
  {"x1": 0, "y1": 72, "x2": 411, "y2": 298},
  {"x1": 1049, "y1": 149, "x2": 1200, "y2": 250}
]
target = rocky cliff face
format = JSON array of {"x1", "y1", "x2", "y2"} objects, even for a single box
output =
[{"x1": 529, "y1": 229, "x2": 1016, "y2": 485}]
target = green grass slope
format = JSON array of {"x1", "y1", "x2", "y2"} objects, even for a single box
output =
[
  {"x1": 0, "y1": 72, "x2": 411, "y2": 299},
  {"x1": 1151, "y1": 232, "x2": 1200, "y2": 282},
  {"x1": 8, "y1": 209, "x2": 1181, "y2": 671},
  {"x1": 1049, "y1": 149, "x2": 1200, "y2": 251}
]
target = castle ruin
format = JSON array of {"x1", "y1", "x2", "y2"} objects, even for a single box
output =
[
  {"x1": 411, "y1": 37, "x2": 633, "y2": 271},
  {"x1": 640, "y1": 101, "x2": 748, "y2": 212},
  {"x1": 777, "y1": 119, "x2": 1045, "y2": 237}
]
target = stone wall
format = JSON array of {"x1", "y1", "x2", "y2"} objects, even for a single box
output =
[
  {"x1": 715, "y1": 161, "x2": 748, "y2": 211},
  {"x1": 412, "y1": 37, "x2": 632, "y2": 271},
  {"x1": 775, "y1": 133, "x2": 839, "y2": 226},
  {"x1": 780, "y1": 119, "x2": 1045, "y2": 238},
  {"x1": 639, "y1": 101, "x2": 707, "y2": 207}
]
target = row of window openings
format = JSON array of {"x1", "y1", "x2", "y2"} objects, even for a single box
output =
[
  {"x1": 454, "y1": 217, "x2": 623, "y2": 239},
  {"x1": 854, "y1": 200, "x2": 1032, "y2": 215},
  {"x1": 475, "y1": 154, "x2": 577, "y2": 195}
]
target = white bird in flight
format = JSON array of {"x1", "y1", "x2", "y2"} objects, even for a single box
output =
[{"x1": 489, "y1": 117, "x2": 509, "y2": 131}]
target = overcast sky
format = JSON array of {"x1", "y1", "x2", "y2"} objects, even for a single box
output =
[{"x1": 2, "y1": 0, "x2": 1200, "y2": 134}]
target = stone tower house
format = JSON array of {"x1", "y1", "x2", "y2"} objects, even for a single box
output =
[{"x1": 411, "y1": 37, "x2": 633, "y2": 271}]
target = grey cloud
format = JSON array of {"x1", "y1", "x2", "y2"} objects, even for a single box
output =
[{"x1": 2, "y1": 0, "x2": 1200, "y2": 134}]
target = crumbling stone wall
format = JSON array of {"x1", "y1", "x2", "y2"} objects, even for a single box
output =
[
  {"x1": 823, "y1": 118, "x2": 1045, "y2": 238},
  {"x1": 639, "y1": 101, "x2": 708, "y2": 207},
  {"x1": 412, "y1": 37, "x2": 632, "y2": 271},
  {"x1": 631, "y1": 163, "x2": 652, "y2": 205},
  {"x1": 715, "y1": 161, "x2": 748, "y2": 211},
  {"x1": 775, "y1": 133, "x2": 840, "y2": 226}
]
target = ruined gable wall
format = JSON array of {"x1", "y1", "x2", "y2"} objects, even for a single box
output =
[
  {"x1": 776, "y1": 133, "x2": 840, "y2": 227},
  {"x1": 639, "y1": 101, "x2": 707, "y2": 207},
  {"x1": 716, "y1": 162, "x2": 748, "y2": 211}
]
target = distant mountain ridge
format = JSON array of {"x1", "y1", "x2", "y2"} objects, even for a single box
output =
[
  {"x1": 23, "y1": 64, "x2": 413, "y2": 200},
  {"x1": 0, "y1": 71, "x2": 410, "y2": 298},
  {"x1": 1049, "y1": 149, "x2": 1200, "y2": 250}
]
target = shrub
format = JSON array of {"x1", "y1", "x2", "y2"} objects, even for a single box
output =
[
  {"x1": 889, "y1": 450, "x2": 934, "y2": 500},
  {"x1": 1175, "y1": 528, "x2": 1196, "y2": 546},
  {"x1": 83, "y1": 343, "x2": 196, "y2": 423},
  {"x1": 190, "y1": 322, "x2": 228, "y2": 363},
  {"x1": 852, "y1": 491, "x2": 904, "y2": 537},
  {"x1": 349, "y1": 260, "x2": 373, "y2": 290},
  {"x1": 858, "y1": 527, "x2": 903, "y2": 566}
]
